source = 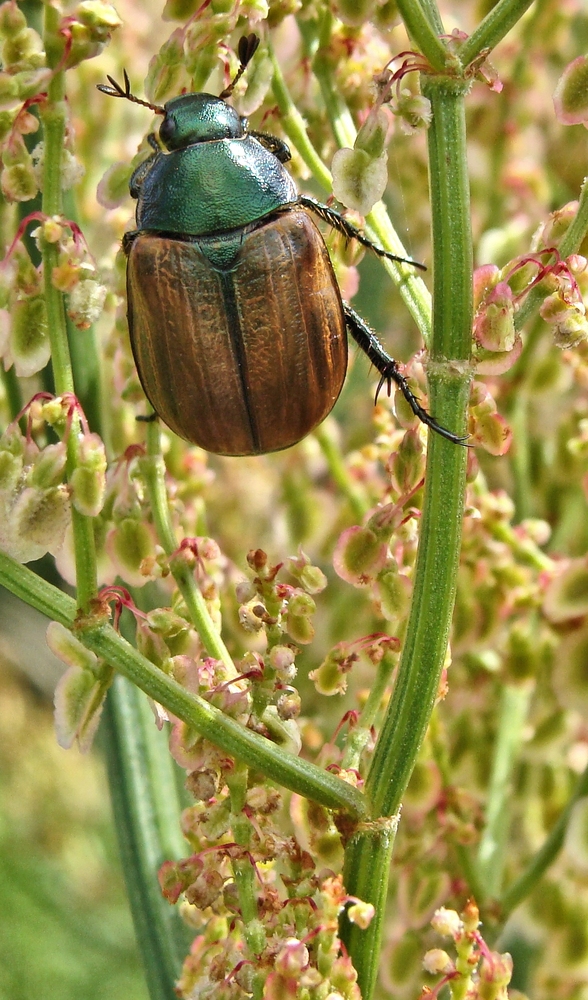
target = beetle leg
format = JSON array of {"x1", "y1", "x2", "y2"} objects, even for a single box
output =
[
  {"x1": 343, "y1": 303, "x2": 469, "y2": 445},
  {"x1": 130, "y1": 149, "x2": 159, "y2": 198},
  {"x1": 122, "y1": 230, "x2": 140, "y2": 255},
  {"x1": 249, "y1": 130, "x2": 292, "y2": 163},
  {"x1": 299, "y1": 195, "x2": 426, "y2": 271}
]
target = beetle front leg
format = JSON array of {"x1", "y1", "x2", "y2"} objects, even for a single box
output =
[
  {"x1": 300, "y1": 195, "x2": 426, "y2": 271},
  {"x1": 344, "y1": 303, "x2": 468, "y2": 445},
  {"x1": 249, "y1": 130, "x2": 292, "y2": 163},
  {"x1": 129, "y1": 135, "x2": 161, "y2": 198}
]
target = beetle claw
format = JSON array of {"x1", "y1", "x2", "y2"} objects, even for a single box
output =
[
  {"x1": 344, "y1": 302, "x2": 469, "y2": 446},
  {"x1": 375, "y1": 360, "x2": 471, "y2": 446}
]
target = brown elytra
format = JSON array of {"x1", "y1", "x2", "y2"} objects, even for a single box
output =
[{"x1": 126, "y1": 209, "x2": 348, "y2": 456}]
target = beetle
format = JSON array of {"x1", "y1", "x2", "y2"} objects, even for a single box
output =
[{"x1": 99, "y1": 34, "x2": 464, "y2": 456}]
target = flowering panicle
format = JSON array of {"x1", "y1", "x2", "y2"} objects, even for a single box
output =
[{"x1": 3, "y1": 10, "x2": 588, "y2": 1000}]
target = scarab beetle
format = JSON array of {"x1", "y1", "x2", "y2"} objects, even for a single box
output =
[{"x1": 99, "y1": 35, "x2": 463, "y2": 456}]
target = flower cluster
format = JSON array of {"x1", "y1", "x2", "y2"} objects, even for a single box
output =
[
  {"x1": 0, "y1": 393, "x2": 106, "y2": 562},
  {"x1": 422, "y1": 902, "x2": 515, "y2": 999},
  {"x1": 0, "y1": 1, "x2": 119, "y2": 201}
]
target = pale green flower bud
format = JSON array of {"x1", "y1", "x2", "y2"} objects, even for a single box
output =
[
  {"x1": 331, "y1": 146, "x2": 388, "y2": 216},
  {"x1": 10, "y1": 296, "x2": 50, "y2": 377}
]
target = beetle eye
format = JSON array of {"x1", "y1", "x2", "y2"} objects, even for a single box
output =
[{"x1": 159, "y1": 116, "x2": 175, "y2": 149}]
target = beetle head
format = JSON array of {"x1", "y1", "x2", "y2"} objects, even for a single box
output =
[
  {"x1": 98, "y1": 34, "x2": 260, "y2": 150},
  {"x1": 159, "y1": 94, "x2": 244, "y2": 148}
]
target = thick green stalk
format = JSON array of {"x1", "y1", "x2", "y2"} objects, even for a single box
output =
[
  {"x1": 0, "y1": 551, "x2": 366, "y2": 819},
  {"x1": 341, "y1": 78, "x2": 472, "y2": 998},
  {"x1": 341, "y1": 819, "x2": 398, "y2": 1000},
  {"x1": 417, "y1": 0, "x2": 445, "y2": 34},
  {"x1": 367, "y1": 77, "x2": 472, "y2": 816}
]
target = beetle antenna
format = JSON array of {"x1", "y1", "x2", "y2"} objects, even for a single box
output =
[
  {"x1": 219, "y1": 33, "x2": 260, "y2": 100},
  {"x1": 97, "y1": 70, "x2": 165, "y2": 115}
]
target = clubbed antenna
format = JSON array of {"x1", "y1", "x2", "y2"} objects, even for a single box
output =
[
  {"x1": 219, "y1": 33, "x2": 260, "y2": 100},
  {"x1": 97, "y1": 69, "x2": 165, "y2": 115}
]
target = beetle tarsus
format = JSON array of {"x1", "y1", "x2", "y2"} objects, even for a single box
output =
[
  {"x1": 299, "y1": 195, "x2": 426, "y2": 271},
  {"x1": 343, "y1": 303, "x2": 469, "y2": 446}
]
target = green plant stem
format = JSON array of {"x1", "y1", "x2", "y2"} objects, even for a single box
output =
[
  {"x1": 514, "y1": 176, "x2": 588, "y2": 335},
  {"x1": 459, "y1": 0, "x2": 537, "y2": 67},
  {"x1": 314, "y1": 424, "x2": 370, "y2": 522},
  {"x1": 270, "y1": 37, "x2": 432, "y2": 344},
  {"x1": 0, "y1": 550, "x2": 366, "y2": 819},
  {"x1": 342, "y1": 649, "x2": 397, "y2": 771},
  {"x1": 227, "y1": 764, "x2": 263, "y2": 964},
  {"x1": 341, "y1": 77, "x2": 472, "y2": 999},
  {"x1": 1, "y1": 365, "x2": 23, "y2": 422},
  {"x1": 499, "y1": 760, "x2": 588, "y2": 922},
  {"x1": 509, "y1": 379, "x2": 533, "y2": 521},
  {"x1": 366, "y1": 80, "x2": 471, "y2": 816},
  {"x1": 140, "y1": 419, "x2": 235, "y2": 674},
  {"x1": 477, "y1": 681, "x2": 534, "y2": 898},
  {"x1": 418, "y1": 0, "x2": 445, "y2": 34},
  {"x1": 341, "y1": 817, "x2": 398, "y2": 1000},
  {"x1": 395, "y1": 0, "x2": 448, "y2": 71},
  {"x1": 41, "y1": 19, "x2": 70, "y2": 394},
  {"x1": 269, "y1": 46, "x2": 332, "y2": 191},
  {"x1": 41, "y1": 8, "x2": 96, "y2": 611},
  {"x1": 102, "y1": 676, "x2": 193, "y2": 1000}
]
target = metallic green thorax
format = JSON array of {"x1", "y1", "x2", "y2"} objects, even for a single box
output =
[{"x1": 133, "y1": 93, "x2": 298, "y2": 237}]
